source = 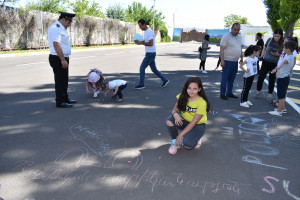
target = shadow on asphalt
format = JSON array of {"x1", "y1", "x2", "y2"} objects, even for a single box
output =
[{"x1": 1, "y1": 70, "x2": 300, "y2": 200}]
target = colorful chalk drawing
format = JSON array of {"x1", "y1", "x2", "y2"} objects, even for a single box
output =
[
  {"x1": 229, "y1": 113, "x2": 288, "y2": 170},
  {"x1": 69, "y1": 122, "x2": 127, "y2": 157},
  {"x1": 221, "y1": 127, "x2": 234, "y2": 136},
  {"x1": 283, "y1": 180, "x2": 300, "y2": 200},
  {"x1": 262, "y1": 176, "x2": 279, "y2": 193},
  {"x1": 261, "y1": 176, "x2": 300, "y2": 200}
]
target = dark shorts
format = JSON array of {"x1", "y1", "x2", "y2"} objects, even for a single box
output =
[{"x1": 277, "y1": 76, "x2": 290, "y2": 99}]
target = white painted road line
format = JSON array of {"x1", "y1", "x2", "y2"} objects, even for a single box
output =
[
  {"x1": 72, "y1": 56, "x2": 96, "y2": 60},
  {"x1": 105, "y1": 52, "x2": 125, "y2": 56},
  {"x1": 264, "y1": 79, "x2": 300, "y2": 114},
  {"x1": 16, "y1": 62, "x2": 46, "y2": 67}
]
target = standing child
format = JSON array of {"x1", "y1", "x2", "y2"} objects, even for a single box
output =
[
  {"x1": 268, "y1": 41, "x2": 297, "y2": 116},
  {"x1": 166, "y1": 77, "x2": 210, "y2": 155},
  {"x1": 86, "y1": 68, "x2": 105, "y2": 97},
  {"x1": 199, "y1": 34, "x2": 211, "y2": 73},
  {"x1": 239, "y1": 45, "x2": 261, "y2": 108},
  {"x1": 101, "y1": 79, "x2": 127, "y2": 102}
]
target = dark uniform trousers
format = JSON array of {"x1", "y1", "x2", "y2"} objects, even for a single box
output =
[{"x1": 49, "y1": 54, "x2": 69, "y2": 105}]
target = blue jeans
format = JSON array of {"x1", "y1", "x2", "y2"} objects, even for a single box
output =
[
  {"x1": 220, "y1": 60, "x2": 238, "y2": 96},
  {"x1": 166, "y1": 115, "x2": 206, "y2": 149},
  {"x1": 138, "y1": 52, "x2": 168, "y2": 86}
]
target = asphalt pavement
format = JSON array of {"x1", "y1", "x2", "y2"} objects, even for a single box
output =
[{"x1": 0, "y1": 42, "x2": 299, "y2": 200}]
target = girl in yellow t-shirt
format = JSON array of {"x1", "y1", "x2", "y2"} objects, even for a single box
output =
[{"x1": 166, "y1": 77, "x2": 210, "y2": 155}]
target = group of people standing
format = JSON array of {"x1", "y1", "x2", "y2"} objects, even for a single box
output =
[{"x1": 199, "y1": 23, "x2": 298, "y2": 116}]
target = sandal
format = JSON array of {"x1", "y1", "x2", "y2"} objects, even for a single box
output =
[{"x1": 271, "y1": 100, "x2": 278, "y2": 107}]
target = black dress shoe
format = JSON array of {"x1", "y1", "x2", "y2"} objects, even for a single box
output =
[
  {"x1": 56, "y1": 103, "x2": 73, "y2": 108},
  {"x1": 226, "y1": 94, "x2": 238, "y2": 98},
  {"x1": 220, "y1": 95, "x2": 228, "y2": 100},
  {"x1": 66, "y1": 99, "x2": 77, "y2": 104}
]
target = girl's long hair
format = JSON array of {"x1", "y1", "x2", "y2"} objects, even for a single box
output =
[
  {"x1": 244, "y1": 45, "x2": 261, "y2": 57},
  {"x1": 271, "y1": 28, "x2": 284, "y2": 50},
  {"x1": 177, "y1": 77, "x2": 210, "y2": 112}
]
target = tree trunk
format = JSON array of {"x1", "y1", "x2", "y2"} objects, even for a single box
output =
[{"x1": 284, "y1": 20, "x2": 296, "y2": 38}]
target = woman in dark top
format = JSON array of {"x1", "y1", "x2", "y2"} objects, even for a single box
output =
[{"x1": 254, "y1": 28, "x2": 284, "y2": 102}]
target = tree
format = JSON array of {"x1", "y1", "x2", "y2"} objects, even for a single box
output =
[
  {"x1": 106, "y1": 3, "x2": 125, "y2": 21},
  {"x1": 25, "y1": 0, "x2": 68, "y2": 13},
  {"x1": 125, "y1": 2, "x2": 165, "y2": 30},
  {"x1": 263, "y1": 0, "x2": 281, "y2": 31},
  {"x1": 70, "y1": 0, "x2": 104, "y2": 18},
  {"x1": 278, "y1": 0, "x2": 300, "y2": 38},
  {"x1": 224, "y1": 14, "x2": 250, "y2": 29}
]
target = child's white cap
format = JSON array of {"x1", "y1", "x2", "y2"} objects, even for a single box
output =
[{"x1": 88, "y1": 72, "x2": 100, "y2": 83}]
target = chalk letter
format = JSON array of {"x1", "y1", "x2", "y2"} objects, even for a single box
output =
[{"x1": 262, "y1": 176, "x2": 279, "y2": 193}]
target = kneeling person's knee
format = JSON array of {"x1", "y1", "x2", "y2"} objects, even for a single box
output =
[{"x1": 166, "y1": 120, "x2": 174, "y2": 127}]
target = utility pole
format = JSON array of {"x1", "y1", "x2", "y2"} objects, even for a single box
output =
[{"x1": 153, "y1": 0, "x2": 155, "y2": 34}]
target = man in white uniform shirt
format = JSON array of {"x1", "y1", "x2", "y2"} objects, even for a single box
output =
[
  {"x1": 134, "y1": 19, "x2": 169, "y2": 89},
  {"x1": 48, "y1": 12, "x2": 77, "y2": 108}
]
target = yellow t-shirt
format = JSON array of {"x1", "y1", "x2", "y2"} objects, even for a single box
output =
[{"x1": 176, "y1": 94, "x2": 207, "y2": 124}]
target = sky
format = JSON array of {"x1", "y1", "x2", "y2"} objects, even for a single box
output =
[{"x1": 16, "y1": 0, "x2": 269, "y2": 29}]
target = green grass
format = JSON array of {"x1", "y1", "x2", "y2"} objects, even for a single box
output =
[
  {"x1": 173, "y1": 36, "x2": 180, "y2": 41},
  {"x1": 209, "y1": 38, "x2": 221, "y2": 43},
  {"x1": 246, "y1": 31, "x2": 269, "y2": 36}
]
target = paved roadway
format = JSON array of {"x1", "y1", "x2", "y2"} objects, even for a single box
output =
[{"x1": 0, "y1": 42, "x2": 300, "y2": 200}]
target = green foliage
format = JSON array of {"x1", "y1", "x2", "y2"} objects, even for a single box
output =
[
  {"x1": 263, "y1": 0, "x2": 280, "y2": 31},
  {"x1": 295, "y1": 19, "x2": 300, "y2": 29},
  {"x1": 70, "y1": 0, "x2": 104, "y2": 18},
  {"x1": 224, "y1": 14, "x2": 250, "y2": 29},
  {"x1": 263, "y1": 0, "x2": 300, "y2": 37},
  {"x1": 279, "y1": 0, "x2": 300, "y2": 37},
  {"x1": 106, "y1": 3, "x2": 125, "y2": 21},
  {"x1": 25, "y1": 0, "x2": 68, "y2": 13},
  {"x1": 125, "y1": 1, "x2": 166, "y2": 30},
  {"x1": 160, "y1": 25, "x2": 171, "y2": 42}
]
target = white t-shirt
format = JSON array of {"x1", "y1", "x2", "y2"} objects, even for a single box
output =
[
  {"x1": 277, "y1": 50, "x2": 297, "y2": 67},
  {"x1": 48, "y1": 20, "x2": 71, "y2": 57},
  {"x1": 277, "y1": 54, "x2": 294, "y2": 78},
  {"x1": 243, "y1": 56, "x2": 258, "y2": 78},
  {"x1": 144, "y1": 28, "x2": 156, "y2": 53},
  {"x1": 108, "y1": 80, "x2": 127, "y2": 89}
]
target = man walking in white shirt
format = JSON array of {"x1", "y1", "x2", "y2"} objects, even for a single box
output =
[{"x1": 134, "y1": 19, "x2": 169, "y2": 89}]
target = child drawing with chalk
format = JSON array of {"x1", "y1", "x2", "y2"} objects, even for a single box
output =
[
  {"x1": 101, "y1": 80, "x2": 127, "y2": 102},
  {"x1": 239, "y1": 45, "x2": 261, "y2": 108},
  {"x1": 166, "y1": 77, "x2": 210, "y2": 155},
  {"x1": 86, "y1": 68, "x2": 105, "y2": 97}
]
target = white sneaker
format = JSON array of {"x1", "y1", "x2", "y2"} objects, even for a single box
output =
[
  {"x1": 246, "y1": 101, "x2": 253, "y2": 106},
  {"x1": 274, "y1": 108, "x2": 287, "y2": 113},
  {"x1": 202, "y1": 70, "x2": 208, "y2": 73},
  {"x1": 93, "y1": 92, "x2": 98, "y2": 98},
  {"x1": 168, "y1": 144, "x2": 180, "y2": 155},
  {"x1": 268, "y1": 110, "x2": 282, "y2": 116},
  {"x1": 240, "y1": 102, "x2": 249, "y2": 108}
]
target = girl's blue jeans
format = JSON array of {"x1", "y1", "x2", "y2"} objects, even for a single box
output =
[{"x1": 166, "y1": 115, "x2": 206, "y2": 149}]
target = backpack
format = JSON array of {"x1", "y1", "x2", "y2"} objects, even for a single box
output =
[{"x1": 198, "y1": 47, "x2": 204, "y2": 53}]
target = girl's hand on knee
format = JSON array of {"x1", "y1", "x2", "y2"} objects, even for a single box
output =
[{"x1": 174, "y1": 115, "x2": 183, "y2": 126}]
